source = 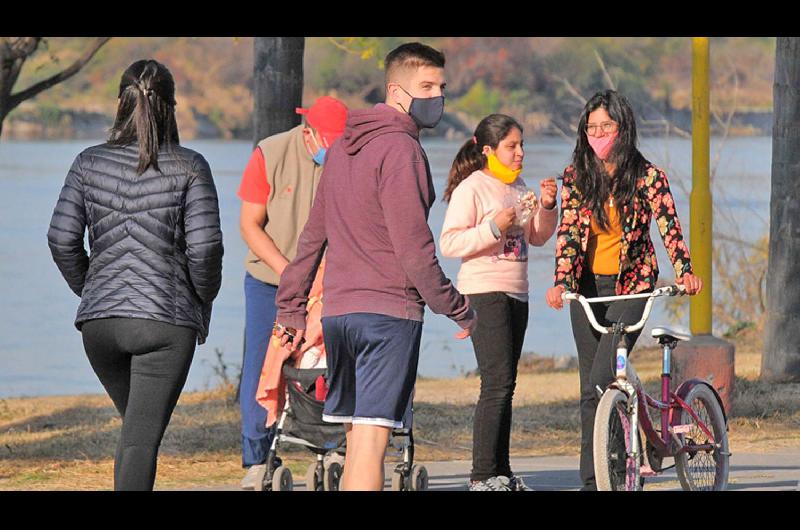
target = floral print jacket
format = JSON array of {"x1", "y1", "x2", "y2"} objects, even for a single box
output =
[{"x1": 553, "y1": 163, "x2": 693, "y2": 294}]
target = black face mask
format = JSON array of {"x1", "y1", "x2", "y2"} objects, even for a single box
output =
[{"x1": 399, "y1": 86, "x2": 445, "y2": 129}]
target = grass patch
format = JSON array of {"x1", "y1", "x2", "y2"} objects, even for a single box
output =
[{"x1": 1, "y1": 335, "x2": 797, "y2": 490}]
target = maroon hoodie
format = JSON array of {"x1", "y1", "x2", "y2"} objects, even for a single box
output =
[{"x1": 275, "y1": 103, "x2": 475, "y2": 331}]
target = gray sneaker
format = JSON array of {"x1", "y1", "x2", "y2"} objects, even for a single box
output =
[
  {"x1": 240, "y1": 464, "x2": 266, "y2": 490},
  {"x1": 508, "y1": 474, "x2": 533, "y2": 491},
  {"x1": 468, "y1": 475, "x2": 512, "y2": 491}
]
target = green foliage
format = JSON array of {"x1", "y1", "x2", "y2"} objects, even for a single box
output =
[{"x1": 452, "y1": 79, "x2": 502, "y2": 117}]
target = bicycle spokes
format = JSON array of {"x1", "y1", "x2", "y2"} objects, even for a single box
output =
[
  {"x1": 608, "y1": 403, "x2": 628, "y2": 490},
  {"x1": 674, "y1": 385, "x2": 730, "y2": 491},
  {"x1": 680, "y1": 399, "x2": 717, "y2": 486}
]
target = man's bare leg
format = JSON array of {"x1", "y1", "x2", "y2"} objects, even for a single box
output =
[{"x1": 340, "y1": 424, "x2": 391, "y2": 491}]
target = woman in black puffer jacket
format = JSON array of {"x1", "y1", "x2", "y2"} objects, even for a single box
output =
[{"x1": 47, "y1": 59, "x2": 223, "y2": 491}]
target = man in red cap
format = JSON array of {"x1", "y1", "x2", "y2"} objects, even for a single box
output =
[{"x1": 236, "y1": 95, "x2": 347, "y2": 489}]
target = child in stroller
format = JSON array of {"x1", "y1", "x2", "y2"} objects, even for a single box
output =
[{"x1": 255, "y1": 260, "x2": 428, "y2": 491}]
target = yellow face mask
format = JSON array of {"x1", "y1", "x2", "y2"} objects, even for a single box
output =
[{"x1": 486, "y1": 152, "x2": 522, "y2": 184}]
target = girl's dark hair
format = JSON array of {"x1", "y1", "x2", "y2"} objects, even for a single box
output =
[
  {"x1": 572, "y1": 90, "x2": 648, "y2": 231},
  {"x1": 108, "y1": 59, "x2": 180, "y2": 174},
  {"x1": 444, "y1": 113, "x2": 523, "y2": 202}
]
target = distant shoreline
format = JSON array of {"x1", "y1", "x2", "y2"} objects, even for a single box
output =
[{"x1": 1, "y1": 107, "x2": 775, "y2": 142}]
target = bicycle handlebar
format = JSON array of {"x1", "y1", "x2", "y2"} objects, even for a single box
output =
[{"x1": 562, "y1": 284, "x2": 686, "y2": 335}]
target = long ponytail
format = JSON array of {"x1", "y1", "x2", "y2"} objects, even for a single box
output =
[
  {"x1": 443, "y1": 113, "x2": 523, "y2": 202},
  {"x1": 109, "y1": 59, "x2": 180, "y2": 174},
  {"x1": 444, "y1": 138, "x2": 484, "y2": 202}
]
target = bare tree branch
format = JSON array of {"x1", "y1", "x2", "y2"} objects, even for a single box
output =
[
  {"x1": 326, "y1": 37, "x2": 365, "y2": 57},
  {"x1": 6, "y1": 37, "x2": 110, "y2": 112},
  {"x1": 5, "y1": 37, "x2": 40, "y2": 60},
  {"x1": 549, "y1": 74, "x2": 587, "y2": 107},
  {"x1": 594, "y1": 49, "x2": 616, "y2": 90}
]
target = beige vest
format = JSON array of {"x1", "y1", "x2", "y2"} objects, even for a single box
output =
[{"x1": 245, "y1": 125, "x2": 323, "y2": 286}]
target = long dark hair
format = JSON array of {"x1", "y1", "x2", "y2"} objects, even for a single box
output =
[
  {"x1": 572, "y1": 90, "x2": 648, "y2": 231},
  {"x1": 108, "y1": 59, "x2": 180, "y2": 174},
  {"x1": 444, "y1": 113, "x2": 523, "y2": 202}
]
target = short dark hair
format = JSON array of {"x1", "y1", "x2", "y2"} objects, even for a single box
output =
[{"x1": 384, "y1": 42, "x2": 445, "y2": 85}]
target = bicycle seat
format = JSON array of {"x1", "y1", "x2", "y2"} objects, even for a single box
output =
[{"x1": 651, "y1": 326, "x2": 691, "y2": 343}]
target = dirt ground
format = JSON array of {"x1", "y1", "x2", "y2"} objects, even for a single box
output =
[{"x1": 1, "y1": 334, "x2": 798, "y2": 490}]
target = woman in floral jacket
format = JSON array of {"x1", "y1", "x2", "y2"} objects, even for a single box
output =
[{"x1": 544, "y1": 90, "x2": 703, "y2": 491}]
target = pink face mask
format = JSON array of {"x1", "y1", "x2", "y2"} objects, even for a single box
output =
[{"x1": 587, "y1": 131, "x2": 618, "y2": 160}]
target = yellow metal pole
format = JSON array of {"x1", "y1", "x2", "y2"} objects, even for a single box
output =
[{"x1": 691, "y1": 37, "x2": 712, "y2": 335}]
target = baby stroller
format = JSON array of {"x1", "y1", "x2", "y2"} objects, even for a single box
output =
[
  {"x1": 255, "y1": 259, "x2": 428, "y2": 491},
  {"x1": 260, "y1": 363, "x2": 429, "y2": 492},
  {"x1": 259, "y1": 363, "x2": 347, "y2": 491},
  {"x1": 386, "y1": 391, "x2": 430, "y2": 492}
]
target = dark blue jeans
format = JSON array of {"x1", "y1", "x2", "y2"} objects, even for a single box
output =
[{"x1": 240, "y1": 272, "x2": 278, "y2": 467}]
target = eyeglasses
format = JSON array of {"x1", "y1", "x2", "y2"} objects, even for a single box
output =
[{"x1": 585, "y1": 121, "x2": 618, "y2": 135}]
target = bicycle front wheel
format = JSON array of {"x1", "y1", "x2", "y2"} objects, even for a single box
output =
[
  {"x1": 593, "y1": 389, "x2": 639, "y2": 491},
  {"x1": 675, "y1": 384, "x2": 729, "y2": 491}
]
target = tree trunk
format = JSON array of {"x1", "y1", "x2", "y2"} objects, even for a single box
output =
[
  {"x1": 252, "y1": 37, "x2": 304, "y2": 148},
  {"x1": 763, "y1": 37, "x2": 800, "y2": 382}
]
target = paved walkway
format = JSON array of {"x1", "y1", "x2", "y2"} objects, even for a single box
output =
[{"x1": 187, "y1": 448, "x2": 800, "y2": 491}]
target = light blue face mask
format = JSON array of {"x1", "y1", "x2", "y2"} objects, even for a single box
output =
[
  {"x1": 312, "y1": 147, "x2": 327, "y2": 166},
  {"x1": 309, "y1": 129, "x2": 327, "y2": 166}
]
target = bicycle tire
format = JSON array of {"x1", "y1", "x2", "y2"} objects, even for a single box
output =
[
  {"x1": 675, "y1": 384, "x2": 729, "y2": 491},
  {"x1": 593, "y1": 389, "x2": 639, "y2": 491}
]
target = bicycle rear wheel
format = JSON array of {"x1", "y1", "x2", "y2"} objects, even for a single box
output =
[
  {"x1": 593, "y1": 389, "x2": 640, "y2": 491},
  {"x1": 675, "y1": 384, "x2": 729, "y2": 491}
]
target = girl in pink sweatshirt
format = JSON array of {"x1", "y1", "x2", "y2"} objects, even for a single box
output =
[{"x1": 440, "y1": 114, "x2": 558, "y2": 491}]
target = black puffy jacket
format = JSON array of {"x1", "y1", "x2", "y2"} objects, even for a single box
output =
[{"x1": 47, "y1": 143, "x2": 223, "y2": 344}]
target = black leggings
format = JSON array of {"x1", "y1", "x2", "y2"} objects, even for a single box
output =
[
  {"x1": 81, "y1": 318, "x2": 196, "y2": 491},
  {"x1": 469, "y1": 292, "x2": 528, "y2": 482},
  {"x1": 569, "y1": 274, "x2": 649, "y2": 488}
]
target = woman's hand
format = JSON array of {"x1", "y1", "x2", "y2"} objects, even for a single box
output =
[
  {"x1": 539, "y1": 178, "x2": 558, "y2": 210},
  {"x1": 677, "y1": 273, "x2": 703, "y2": 295},
  {"x1": 493, "y1": 207, "x2": 516, "y2": 232},
  {"x1": 546, "y1": 284, "x2": 567, "y2": 310}
]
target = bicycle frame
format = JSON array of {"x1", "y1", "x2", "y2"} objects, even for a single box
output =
[{"x1": 563, "y1": 285, "x2": 723, "y2": 488}]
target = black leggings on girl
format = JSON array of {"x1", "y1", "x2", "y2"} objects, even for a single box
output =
[
  {"x1": 469, "y1": 292, "x2": 529, "y2": 482},
  {"x1": 81, "y1": 318, "x2": 196, "y2": 491}
]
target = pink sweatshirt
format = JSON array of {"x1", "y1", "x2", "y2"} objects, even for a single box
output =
[{"x1": 440, "y1": 170, "x2": 558, "y2": 295}]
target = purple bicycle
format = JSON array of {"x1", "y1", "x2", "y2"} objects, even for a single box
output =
[{"x1": 564, "y1": 284, "x2": 730, "y2": 491}]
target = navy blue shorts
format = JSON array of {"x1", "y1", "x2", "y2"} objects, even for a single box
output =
[{"x1": 321, "y1": 313, "x2": 422, "y2": 429}]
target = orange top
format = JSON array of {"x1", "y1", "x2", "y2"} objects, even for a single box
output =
[{"x1": 586, "y1": 197, "x2": 623, "y2": 275}]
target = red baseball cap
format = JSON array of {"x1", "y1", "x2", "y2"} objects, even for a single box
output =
[{"x1": 296, "y1": 96, "x2": 348, "y2": 147}]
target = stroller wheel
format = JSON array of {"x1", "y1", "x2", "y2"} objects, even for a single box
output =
[
  {"x1": 323, "y1": 462, "x2": 342, "y2": 491},
  {"x1": 305, "y1": 462, "x2": 322, "y2": 492},
  {"x1": 409, "y1": 465, "x2": 429, "y2": 491},
  {"x1": 272, "y1": 466, "x2": 293, "y2": 491},
  {"x1": 391, "y1": 469, "x2": 406, "y2": 491}
]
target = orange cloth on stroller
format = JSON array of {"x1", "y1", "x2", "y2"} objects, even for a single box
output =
[{"x1": 255, "y1": 260, "x2": 326, "y2": 428}]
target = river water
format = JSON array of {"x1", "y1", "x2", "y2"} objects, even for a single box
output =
[{"x1": 0, "y1": 136, "x2": 771, "y2": 397}]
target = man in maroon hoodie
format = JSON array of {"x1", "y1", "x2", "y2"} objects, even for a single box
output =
[{"x1": 274, "y1": 42, "x2": 476, "y2": 490}]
